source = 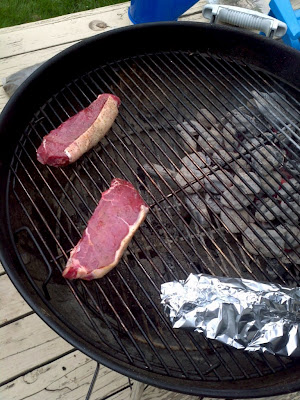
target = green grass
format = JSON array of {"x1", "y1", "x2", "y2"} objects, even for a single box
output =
[{"x1": 0, "y1": 0, "x2": 127, "y2": 28}]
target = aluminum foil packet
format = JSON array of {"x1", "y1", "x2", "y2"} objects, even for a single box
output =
[{"x1": 161, "y1": 274, "x2": 300, "y2": 357}]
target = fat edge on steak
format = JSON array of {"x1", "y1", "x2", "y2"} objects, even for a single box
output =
[{"x1": 36, "y1": 94, "x2": 121, "y2": 167}]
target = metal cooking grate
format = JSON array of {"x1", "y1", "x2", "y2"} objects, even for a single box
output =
[{"x1": 8, "y1": 50, "x2": 300, "y2": 387}]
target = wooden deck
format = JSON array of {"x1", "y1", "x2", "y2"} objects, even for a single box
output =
[{"x1": 1, "y1": 1, "x2": 300, "y2": 399}]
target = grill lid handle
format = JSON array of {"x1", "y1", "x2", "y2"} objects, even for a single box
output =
[{"x1": 203, "y1": 4, "x2": 287, "y2": 38}]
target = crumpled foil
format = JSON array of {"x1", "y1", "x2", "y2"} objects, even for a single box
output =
[{"x1": 161, "y1": 274, "x2": 300, "y2": 357}]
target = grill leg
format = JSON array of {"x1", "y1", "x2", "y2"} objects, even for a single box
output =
[
  {"x1": 130, "y1": 381, "x2": 146, "y2": 400},
  {"x1": 85, "y1": 362, "x2": 100, "y2": 400}
]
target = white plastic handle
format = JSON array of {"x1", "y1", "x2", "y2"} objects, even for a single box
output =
[{"x1": 203, "y1": 4, "x2": 287, "y2": 38}]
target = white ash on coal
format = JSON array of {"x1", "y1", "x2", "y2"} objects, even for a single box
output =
[
  {"x1": 220, "y1": 208, "x2": 254, "y2": 234},
  {"x1": 204, "y1": 193, "x2": 222, "y2": 214},
  {"x1": 204, "y1": 170, "x2": 233, "y2": 194},
  {"x1": 143, "y1": 163, "x2": 177, "y2": 188},
  {"x1": 175, "y1": 167, "x2": 210, "y2": 193},
  {"x1": 222, "y1": 123, "x2": 239, "y2": 152},
  {"x1": 177, "y1": 128, "x2": 198, "y2": 152},
  {"x1": 231, "y1": 158, "x2": 252, "y2": 174},
  {"x1": 243, "y1": 224, "x2": 285, "y2": 258},
  {"x1": 185, "y1": 194, "x2": 211, "y2": 227},
  {"x1": 224, "y1": 108, "x2": 255, "y2": 133},
  {"x1": 197, "y1": 127, "x2": 224, "y2": 154},
  {"x1": 259, "y1": 171, "x2": 282, "y2": 195},
  {"x1": 277, "y1": 224, "x2": 300, "y2": 249},
  {"x1": 271, "y1": 194, "x2": 300, "y2": 223},
  {"x1": 277, "y1": 179, "x2": 299, "y2": 198},
  {"x1": 241, "y1": 137, "x2": 263, "y2": 153},
  {"x1": 281, "y1": 248, "x2": 300, "y2": 265},
  {"x1": 145, "y1": 93, "x2": 300, "y2": 284},
  {"x1": 211, "y1": 150, "x2": 234, "y2": 166},
  {"x1": 250, "y1": 91, "x2": 298, "y2": 127},
  {"x1": 251, "y1": 145, "x2": 284, "y2": 175},
  {"x1": 233, "y1": 172, "x2": 261, "y2": 195},
  {"x1": 196, "y1": 108, "x2": 217, "y2": 128},
  {"x1": 220, "y1": 188, "x2": 254, "y2": 209},
  {"x1": 178, "y1": 120, "x2": 200, "y2": 136},
  {"x1": 255, "y1": 198, "x2": 278, "y2": 222}
]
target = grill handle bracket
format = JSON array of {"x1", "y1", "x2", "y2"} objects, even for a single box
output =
[{"x1": 203, "y1": 4, "x2": 287, "y2": 38}]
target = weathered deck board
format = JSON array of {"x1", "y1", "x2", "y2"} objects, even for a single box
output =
[
  {"x1": 0, "y1": 348, "x2": 201, "y2": 400},
  {"x1": 0, "y1": 1, "x2": 206, "y2": 59},
  {"x1": 0, "y1": 351, "x2": 130, "y2": 400},
  {"x1": 111, "y1": 385, "x2": 199, "y2": 400},
  {"x1": 137, "y1": 385, "x2": 199, "y2": 400},
  {"x1": 0, "y1": 275, "x2": 32, "y2": 325},
  {"x1": 0, "y1": 42, "x2": 75, "y2": 112},
  {"x1": 0, "y1": 42, "x2": 76, "y2": 84},
  {"x1": 110, "y1": 386, "x2": 300, "y2": 400},
  {"x1": 0, "y1": 314, "x2": 73, "y2": 384},
  {"x1": 0, "y1": 1, "x2": 205, "y2": 112},
  {"x1": 293, "y1": 0, "x2": 300, "y2": 8},
  {"x1": 0, "y1": 3, "x2": 130, "y2": 59}
]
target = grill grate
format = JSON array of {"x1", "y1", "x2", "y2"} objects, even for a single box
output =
[{"x1": 8, "y1": 49, "x2": 300, "y2": 387}]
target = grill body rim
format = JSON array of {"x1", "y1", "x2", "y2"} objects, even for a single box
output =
[{"x1": 1, "y1": 22, "x2": 300, "y2": 398}]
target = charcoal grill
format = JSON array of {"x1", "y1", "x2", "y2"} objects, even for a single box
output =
[{"x1": 1, "y1": 23, "x2": 300, "y2": 398}]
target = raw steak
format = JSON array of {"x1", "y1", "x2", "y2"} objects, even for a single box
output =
[
  {"x1": 37, "y1": 94, "x2": 121, "y2": 167},
  {"x1": 62, "y1": 178, "x2": 149, "y2": 280}
]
